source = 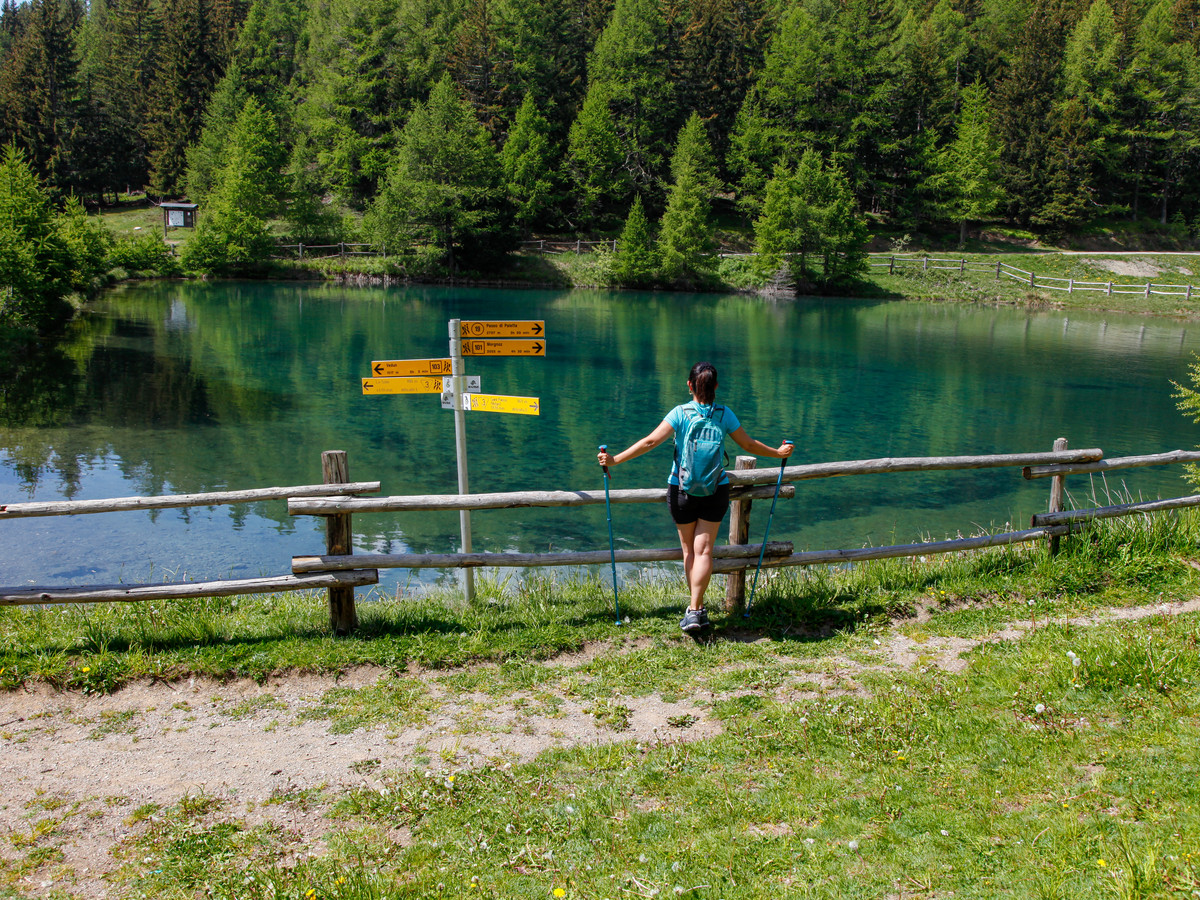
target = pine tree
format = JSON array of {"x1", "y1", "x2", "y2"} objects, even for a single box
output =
[
  {"x1": 752, "y1": 151, "x2": 868, "y2": 290},
  {"x1": 145, "y1": 0, "x2": 227, "y2": 196},
  {"x1": 656, "y1": 113, "x2": 718, "y2": 283},
  {"x1": 565, "y1": 80, "x2": 629, "y2": 229},
  {"x1": 669, "y1": 0, "x2": 776, "y2": 164},
  {"x1": 611, "y1": 193, "x2": 657, "y2": 285},
  {"x1": 500, "y1": 92, "x2": 558, "y2": 228},
  {"x1": 366, "y1": 75, "x2": 515, "y2": 271},
  {"x1": 0, "y1": 0, "x2": 82, "y2": 191},
  {"x1": 588, "y1": 0, "x2": 674, "y2": 193},
  {"x1": 927, "y1": 79, "x2": 1004, "y2": 244},
  {"x1": 992, "y1": 0, "x2": 1075, "y2": 225},
  {"x1": 292, "y1": 0, "x2": 412, "y2": 204},
  {"x1": 0, "y1": 146, "x2": 72, "y2": 331},
  {"x1": 181, "y1": 98, "x2": 284, "y2": 274}
]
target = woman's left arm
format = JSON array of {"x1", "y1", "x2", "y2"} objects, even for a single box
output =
[{"x1": 729, "y1": 427, "x2": 794, "y2": 459}]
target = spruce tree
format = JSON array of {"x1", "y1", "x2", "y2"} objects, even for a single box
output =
[
  {"x1": 752, "y1": 151, "x2": 868, "y2": 290},
  {"x1": 500, "y1": 92, "x2": 558, "y2": 229},
  {"x1": 366, "y1": 75, "x2": 515, "y2": 271},
  {"x1": 656, "y1": 113, "x2": 718, "y2": 283},
  {"x1": 588, "y1": 0, "x2": 674, "y2": 193},
  {"x1": 0, "y1": 146, "x2": 72, "y2": 331},
  {"x1": 927, "y1": 79, "x2": 1004, "y2": 245},
  {"x1": 0, "y1": 0, "x2": 82, "y2": 191},
  {"x1": 181, "y1": 98, "x2": 283, "y2": 274},
  {"x1": 145, "y1": 0, "x2": 227, "y2": 196},
  {"x1": 611, "y1": 194, "x2": 657, "y2": 286},
  {"x1": 565, "y1": 80, "x2": 629, "y2": 229}
]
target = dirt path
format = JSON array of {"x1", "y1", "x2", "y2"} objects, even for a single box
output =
[{"x1": 2, "y1": 596, "x2": 1197, "y2": 897}]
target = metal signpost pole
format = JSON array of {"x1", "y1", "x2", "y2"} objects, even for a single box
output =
[{"x1": 448, "y1": 319, "x2": 475, "y2": 601}]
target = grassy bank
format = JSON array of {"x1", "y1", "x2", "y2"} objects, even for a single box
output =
[{"x1": 2, "y1": 514, "x2": 1199, "y2": 897}]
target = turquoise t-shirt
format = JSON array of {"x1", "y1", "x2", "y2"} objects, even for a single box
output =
[{"x1": 663, "y1": 401, "x2": 741, "y2": 487}]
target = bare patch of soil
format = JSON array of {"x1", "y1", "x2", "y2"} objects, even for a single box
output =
[
  {"x1": 2, "y1": 597, "x2": 1198, "y2": 896},
  {"x1": 1082, "y1": 258, "x2": 1162, "y2": 278}
]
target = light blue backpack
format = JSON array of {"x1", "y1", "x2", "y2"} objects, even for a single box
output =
[{"x1": 675, "y1": 403, "x2": 728, "y2": 496}]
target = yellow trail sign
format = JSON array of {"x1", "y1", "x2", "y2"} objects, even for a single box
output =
[
  {"x1": 370, "y1": 358, "x2": 452, "y2": 377},
  {"x1": 462, "y1": 339, "x2": 545, "y2": 357},
  {"x1": 456, "y1": 393, "x2": 540, "y2": 415},
  {"x1": 362, "y1": 376, "x2": 445, "y2": 395},
  {"x1": 460, "y1": 320, "x2": 545, "y2": 339}
]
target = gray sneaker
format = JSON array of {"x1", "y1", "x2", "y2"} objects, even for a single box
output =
[{"x1": 681, "y1": 607, "x2": 709, "y2": 633}]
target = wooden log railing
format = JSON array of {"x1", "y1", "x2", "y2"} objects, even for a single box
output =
[
  {"x1": 0, "y1": 571, "x2": 378, "y2": 607},
  {"x1": 1023, "y1": 450, "x2": 1200, "y2": 480},
  {"x1": 289, "y1": 483, "x2": 794, "y2": 515},
  {"x1": 293, "y1": 541, "x2": 794, "y2": 574},
  {"x1": 0, "y1": 481, "x2": 381, "y2": 518},
  {"x1": 1031, "y1": 494, "x2": 1200, "y2": 528},
  {"x1": 5, "y1": 444, "x2": 1200, "y2": 628}
]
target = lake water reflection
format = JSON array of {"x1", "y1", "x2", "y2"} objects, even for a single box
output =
[{"x1": 3, "y1": 280, "x2": 1198, "y2": 593}]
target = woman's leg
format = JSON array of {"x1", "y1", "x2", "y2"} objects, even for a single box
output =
[{"x1": 676, "y1": 518, "x2": 722, "y2": 610}]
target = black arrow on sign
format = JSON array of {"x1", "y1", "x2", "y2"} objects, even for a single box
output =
[
  {"x1": 373, "y1": 363, "x2": 384, "y2": 375},
  {"x1": 363, "y1": 381, "x2": 373, "y2": 390},
  {"x1": 533, "y1": 342, "x2": 543, "y2": 353},
  {"x1": 532, "y1": 322, "x2": 543, "y2": 335}
]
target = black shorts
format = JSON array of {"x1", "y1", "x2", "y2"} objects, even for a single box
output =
[{"x1": 668, "y1": 483, "x2": 731, "y2": 525}]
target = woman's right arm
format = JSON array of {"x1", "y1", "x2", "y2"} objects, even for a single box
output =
[{"x1": 597, "y1": 419, "x2": 674, "y2": 467}]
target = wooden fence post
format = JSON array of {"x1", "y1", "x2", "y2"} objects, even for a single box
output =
[
  {"x1": 1145, "y1": 283, "x2": 1152, "y2": 299},
  {"x1": 322, "y1": 450, "x2": 358, "y2": 635},
  {"x1": 923, "y1": 256, "x2": 928, "y2": 272},
  {"x1": 960, "y1": 258, "x2": 965, "y2": 275},
  {"x1": 724, "y1": 456, "x2": 757, "y2": 613},
  {"x1": 1187, "y1": 285, "x2": 1193, "y2": 302},
  {"x1": 1068, "y1": 279, "x2": 1074, "y2": 294},
  {"x1": 1048, "y1": 437, "x2": 1067, "y2": 556},
  {"x1": 889, "y1": 256, "x2": 895, "y2": 275},
  {"x1": 1030, "y1": 272, "x2": 1035, "y2": 288},
  {"x1": 996, "y1": 260, "x2": 1002, "y2": 280}
]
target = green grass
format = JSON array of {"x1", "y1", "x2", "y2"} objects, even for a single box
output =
[
  {"x1": 862, "y1": 251, "x2": 1200, "y2": 316},
  {"x1": 3, "y1": 514, "x2": 1200, "y2": 897}
]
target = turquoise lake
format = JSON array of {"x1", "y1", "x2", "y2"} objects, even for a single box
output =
[{"x1": 3, "y1": 280, "x2": 1199, "y2": 594}]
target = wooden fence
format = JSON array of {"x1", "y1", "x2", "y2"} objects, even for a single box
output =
[
  {"x1": 520, "y1": 239, "x2": 618, "y2": 255},
  {"x1": 5, "y1": 444, "x2": 1200, "y2": 633},
  {"x1": 868, "y1": 254, "x2": 1199, "y2": 300},
  {"x1": 273, "y1": 243, "x2": 385, "y2": 260}
]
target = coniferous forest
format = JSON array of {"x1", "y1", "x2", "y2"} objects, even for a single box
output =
[{"x1": 0, "y1": 0, "x2": 1197, "y2": 291}]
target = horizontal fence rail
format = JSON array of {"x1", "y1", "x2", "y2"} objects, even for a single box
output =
[
  {"x1": 0, "y1": 571, "x2": 378, "y2": 607},
  {"x1": 289, "y1": 483, "x2": 794, "y2": 515},
  {"x1": 868, "y1": 254, "x2": 1199, "y2": 300},
  {"x1": 997, "y1": 262, "x2": 1197, "y2": 299},
  {"x1": 4, "y1": 444, "x2": 1200, "y2": 627},
  {"x1": 727, "y1": 449, "x2": 1104, "y2": 487},
  {"x1": 0, "y1": 482, "x2": 381, "y2": 519},
  {"x1": 1023, "y1": 450, "x2": 1200, "y2": 480},
  {"x1": 292, "y1": 541, "x2": 795, "y2": 573},
  {"x1": 719, "y1": 525, "x2": 1071, "y2": 572},
  {"x1": 1031, "y1": 494, "x2": 1200, "y2": 527}
]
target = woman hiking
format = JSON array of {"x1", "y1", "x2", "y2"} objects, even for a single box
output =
[{"x1": 597, "y1": 362, "x2": 793, "y2": 632}]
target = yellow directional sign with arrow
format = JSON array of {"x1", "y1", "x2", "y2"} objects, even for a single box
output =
[
  {"x1": 369, "y1": 358, "x2": 453, "y2": 377},
  {"x1": 459, "y1": 320, "x2": 545, "y2": 339},
  {"x1": 462, "y1": 339, "x2": 545, "y2": 357}
]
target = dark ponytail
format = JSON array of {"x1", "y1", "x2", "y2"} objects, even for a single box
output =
[{"x1": 688, "y1": 361, "x2": 718, "y2": 404}]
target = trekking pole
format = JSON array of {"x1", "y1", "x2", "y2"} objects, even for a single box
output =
[
  {"x1": 599, "y1": 445, "x2": 622, "y2": 625},
  {"x1": 745, "y1": 441, "x2": 793, "y2": 617}
]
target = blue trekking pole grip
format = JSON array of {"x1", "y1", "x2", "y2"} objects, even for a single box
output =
[
  {"x1": 745, "y1": 440, "x2": 793, "y2": 617},
  {"x1": 599, "y1": 445, "x2": 622, "y2": 624}
]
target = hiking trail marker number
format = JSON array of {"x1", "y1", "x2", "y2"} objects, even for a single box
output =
[{"x1": 362, "y1": 318, "x2": 547, "y2": 602}]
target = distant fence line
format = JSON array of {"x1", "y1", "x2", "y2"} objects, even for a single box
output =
[
  {"x1": 5, "y1": 445, "x2": 1200, "y2": 634},
  {"x1": 267, "y1": 244, "x2": 1198, "y2": 299},
  {"x1": 868, "y1": 254, "x2": 1199, "y2": 300}
]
